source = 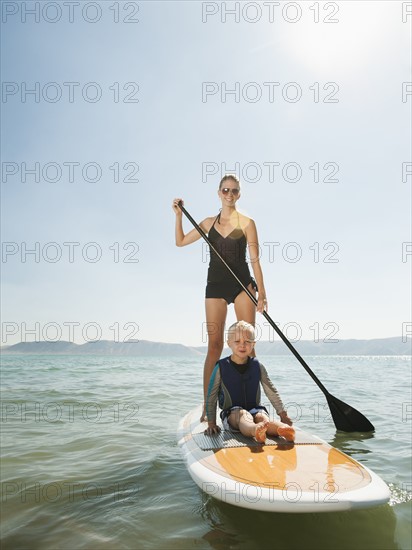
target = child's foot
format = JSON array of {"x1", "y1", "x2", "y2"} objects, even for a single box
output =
[
  {"x1": 277, "y1": 425, "x2": 295, "y2": 442},
  {"x1": 254, "y1": 421, "x2": 269, "y2": 443}
]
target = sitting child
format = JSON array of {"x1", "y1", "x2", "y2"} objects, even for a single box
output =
[{"x1": 205, "y1": 320, "x2": 295, "y2": 443}]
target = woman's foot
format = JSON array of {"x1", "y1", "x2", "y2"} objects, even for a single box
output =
[{"x1": 277, "y1": 424, "x2": 295, "y2": 442}]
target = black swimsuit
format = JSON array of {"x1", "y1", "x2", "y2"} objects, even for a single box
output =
[{"x1": 205, "y1": 213, "x2": 257, "y2": 304}]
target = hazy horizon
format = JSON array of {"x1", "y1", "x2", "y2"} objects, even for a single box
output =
[{"x1": 1, "y1": 333, "x2": 410, "y2": 348}]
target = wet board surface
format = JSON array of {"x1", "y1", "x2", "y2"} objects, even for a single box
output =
[{"x1": 177, "y1": 405, "x2": 390, "y2": 513}]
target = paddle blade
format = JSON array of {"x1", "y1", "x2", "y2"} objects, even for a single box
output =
[{"x1": 326, "y1": 393, "x2": 375, "y2": 432}]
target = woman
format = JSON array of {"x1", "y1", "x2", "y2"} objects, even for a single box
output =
[{"x1": 172, "y1": 175, "x2": 268, "y2": 420}]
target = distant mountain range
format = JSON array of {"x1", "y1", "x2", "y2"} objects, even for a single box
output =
[{"x1": 1, "y1": 337, "x2": 411, "y2": 356}]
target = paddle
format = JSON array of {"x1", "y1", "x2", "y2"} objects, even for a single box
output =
[{"x1": 178, "y1": 202, "x2": 375, "y2": 433}]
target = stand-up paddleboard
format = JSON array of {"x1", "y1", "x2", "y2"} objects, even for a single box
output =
[{"x1": 177, "y1": 405, "x2": 390, "y2": 513}]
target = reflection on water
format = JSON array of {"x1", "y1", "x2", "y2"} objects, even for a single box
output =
[
  {"x1": 201, "y1": 497, "x2": 399, "y2": 550},
  {"x1": 329, "y1": 431, "x2": 376, "y2": 457}
]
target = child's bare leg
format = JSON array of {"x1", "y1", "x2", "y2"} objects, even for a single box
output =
[
  {"x1": 254, "y1": 412, "x2": 295, "y2": 442},
  {"x1": 229, "y1": 409, "x2": 268, "y2": 442}
]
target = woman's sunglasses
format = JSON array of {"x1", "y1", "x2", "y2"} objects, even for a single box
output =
[{"x1": 221, "y1": 187, "x2": 240, "y2": 196}]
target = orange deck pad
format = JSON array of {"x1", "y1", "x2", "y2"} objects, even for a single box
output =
[{"x1": 200, "y1": 444, "x2": 372, "y2": 493}]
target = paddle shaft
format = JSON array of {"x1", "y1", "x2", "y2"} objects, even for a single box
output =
[{"x1": 178, "y1": 202, "x2": 331, "y2": 397}]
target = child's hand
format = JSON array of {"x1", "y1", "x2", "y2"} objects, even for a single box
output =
[
  {"x1": 279, "y1": 411, "x2": 293, "y2": 426},
  {"x1": 204, "y1": 423, "x2": 221, "y2": 436}
]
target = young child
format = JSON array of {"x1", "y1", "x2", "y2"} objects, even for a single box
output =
[{"x1": 205, "y1": 320, "x2": 295, "y2": 443}]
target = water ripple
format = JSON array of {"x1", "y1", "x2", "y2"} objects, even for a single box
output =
[{"x1": 1, "y1": 354, "x2": 411, "y2": 549}]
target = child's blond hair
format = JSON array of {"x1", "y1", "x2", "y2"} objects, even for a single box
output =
[{"x1": 227, "y1": 321, "x2": 256, "y2": 342}]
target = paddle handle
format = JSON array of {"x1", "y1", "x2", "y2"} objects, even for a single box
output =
[{"x1": 178, "y1": 201, "x2": 330, "y2": 397}]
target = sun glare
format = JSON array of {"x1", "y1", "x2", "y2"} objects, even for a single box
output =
[{"x1": 257, "y1": 2, "x2": 396, "y2": 75}]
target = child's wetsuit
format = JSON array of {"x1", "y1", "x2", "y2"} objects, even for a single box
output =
[{"x1": 206, "y1": 356, "x2": 285, "y2": 425}]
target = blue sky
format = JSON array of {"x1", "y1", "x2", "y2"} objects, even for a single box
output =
[{"x1": 1, "y1": 1, "x2": 411, "y2": 346}]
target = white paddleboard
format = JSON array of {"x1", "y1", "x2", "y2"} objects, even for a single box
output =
[{"x1": 177, "y1": 405, "x2": 390, "y2": 513}]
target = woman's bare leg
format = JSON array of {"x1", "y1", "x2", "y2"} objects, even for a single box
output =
[
  {"x1": 234, "y1": 283, "x2": 256, "y2": 325},
  {"x1": 202, "y1": 298, "x2": 227, "y2": 421},
  {"x1": 234, "y1": 283, "x2": 257, "y2": 355}
]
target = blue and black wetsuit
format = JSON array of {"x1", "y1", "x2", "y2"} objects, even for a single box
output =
[
  {"x1": 206, "y1": 356, "x2": 285, "y2": 424},
  {"x1": 205, "y1": 212, "x2": 257, "y2": 304}
]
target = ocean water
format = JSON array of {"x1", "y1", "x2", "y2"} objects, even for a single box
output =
[{"x1": 1, "y1": 354, "x2": 411, "y2": 550}]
